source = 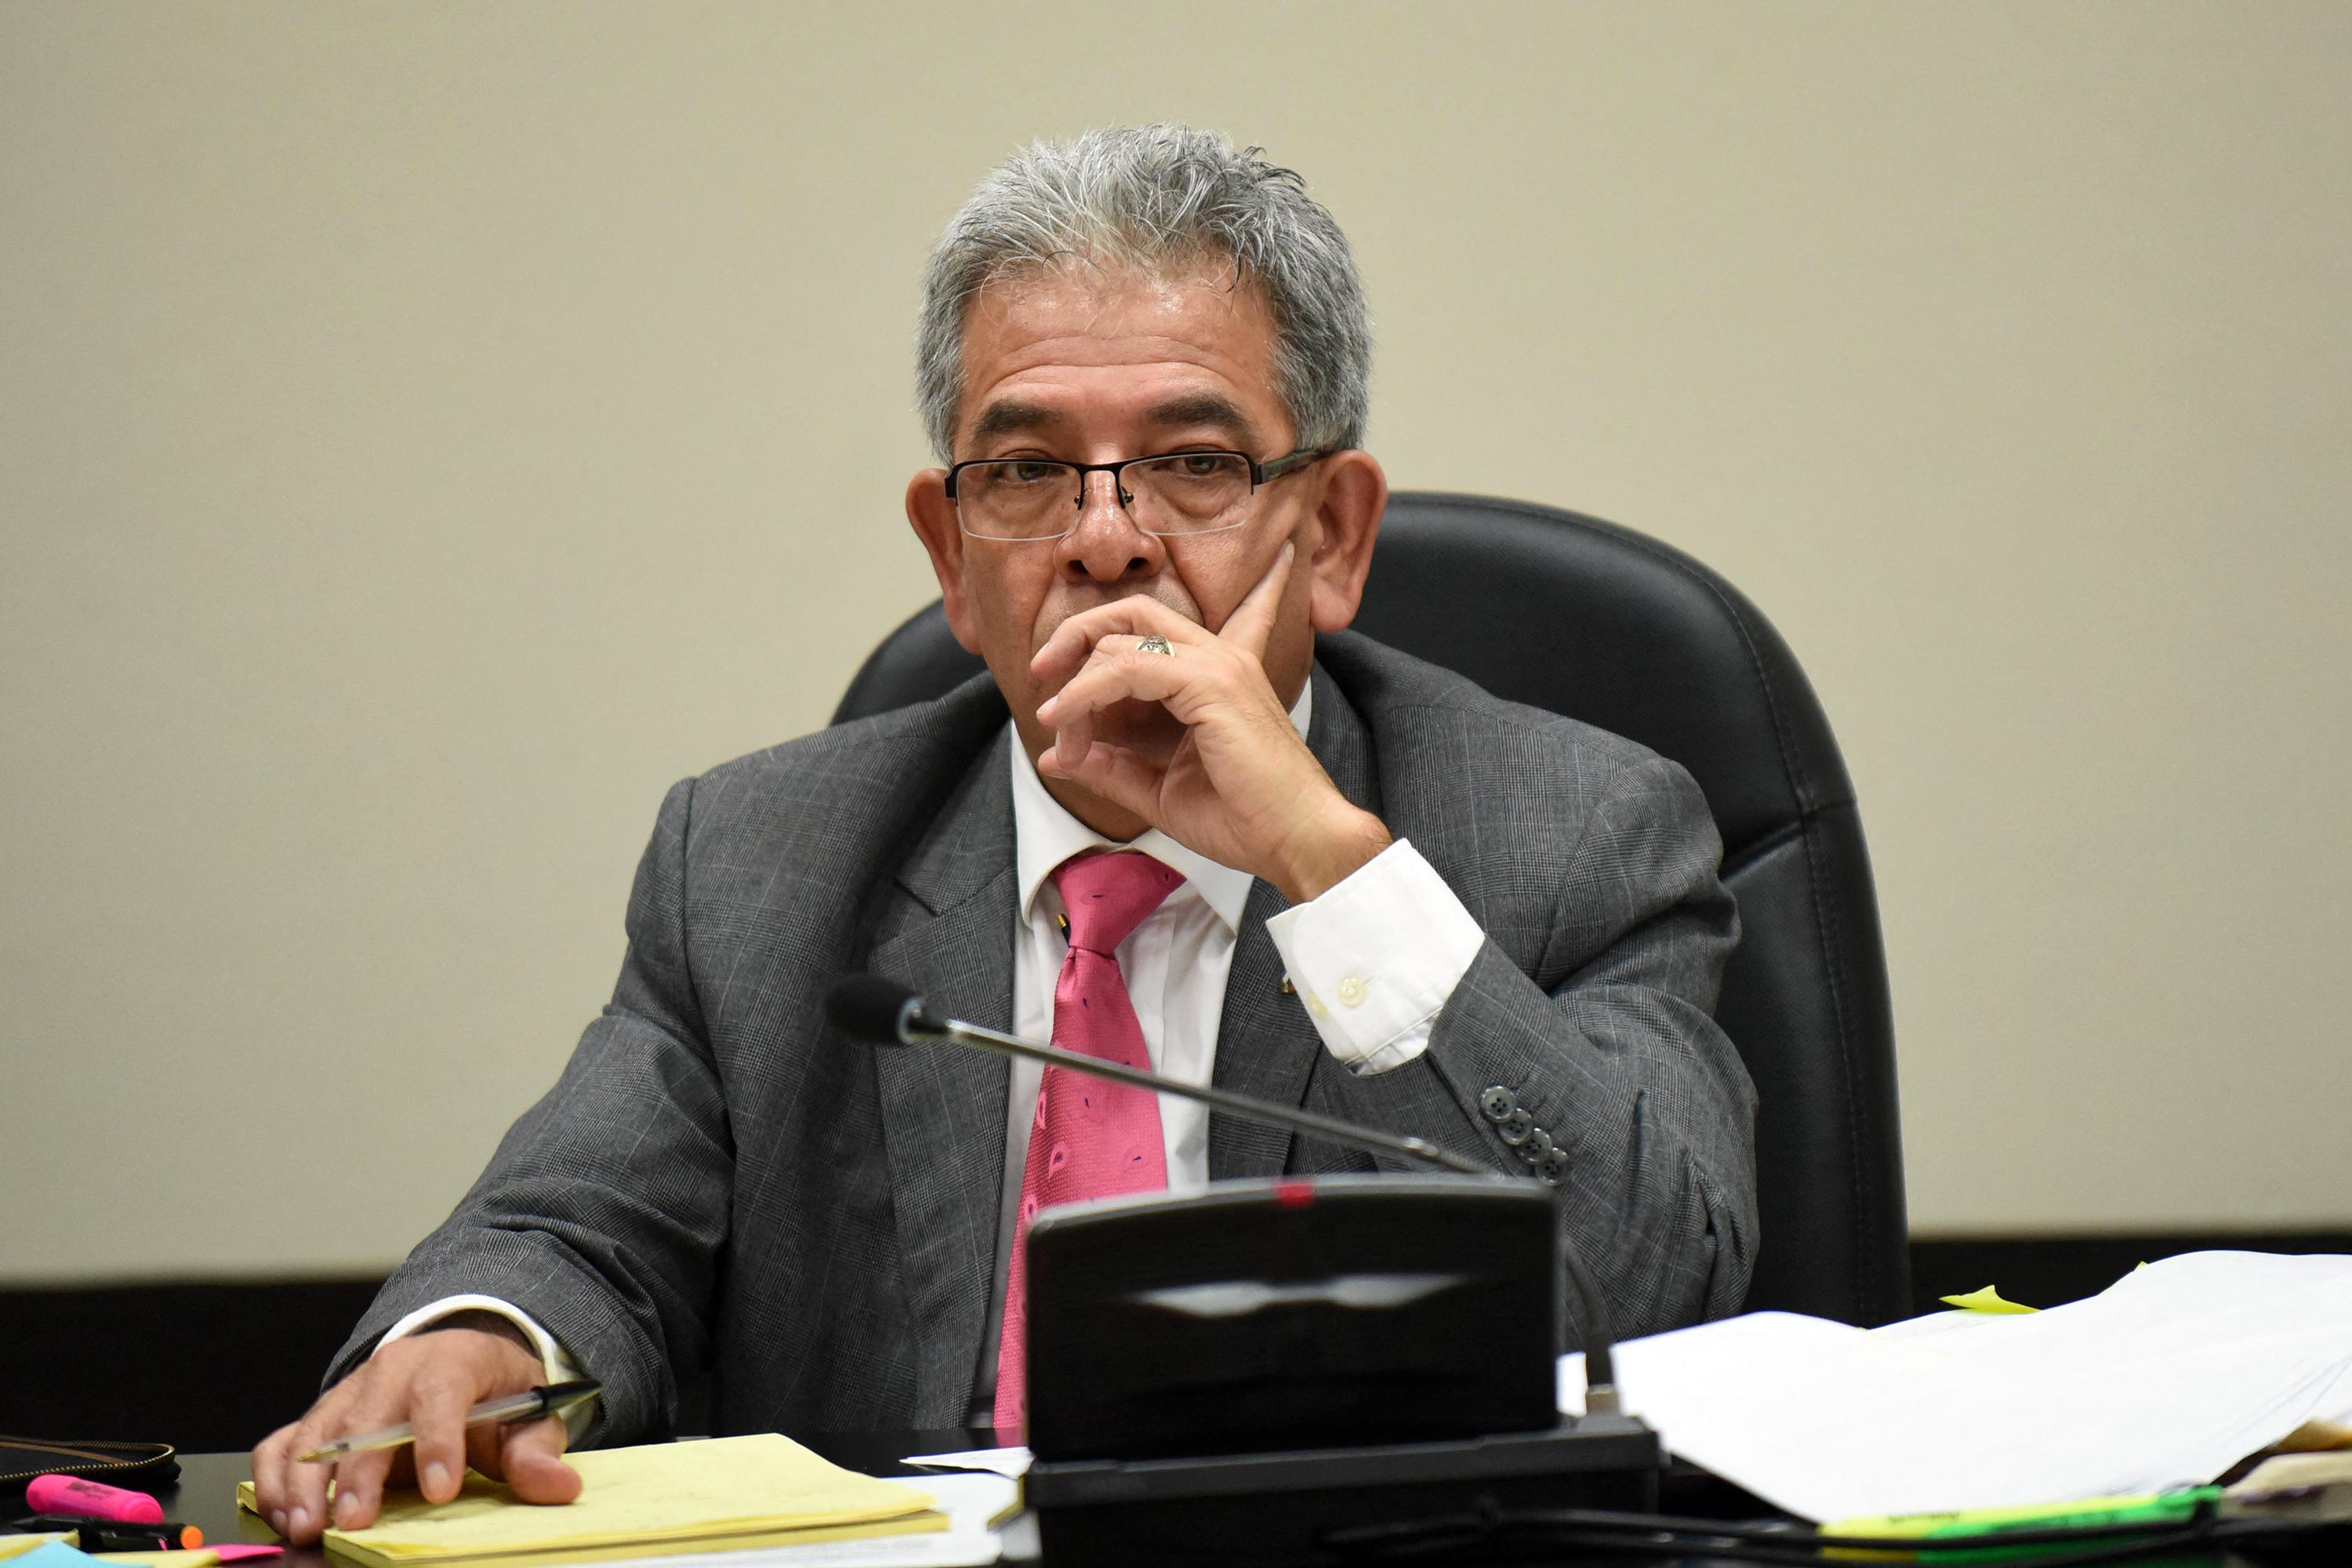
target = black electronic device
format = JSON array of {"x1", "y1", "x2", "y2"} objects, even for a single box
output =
[
  {"x1": 1024, "y1": 1177, "x2": 1563, "y2": 1459},
  {"x1": 1021, "y1": 1180, "x2": 1661, "y2": 1563}
]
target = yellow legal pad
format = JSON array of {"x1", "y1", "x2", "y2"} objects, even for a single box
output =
[{"x1": 235, "y1": 1433, "x2": 945, "y2": 1568}]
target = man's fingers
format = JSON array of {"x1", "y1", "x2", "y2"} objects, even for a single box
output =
[
  {"x1": 495, "y1": 1417, "x2": 583, "y2": 1506},
  {"x1": 463, "y1": 1421, "x2": 504, "y2": 1479},
  {"x1": 406, "y1": 1369, "x2": 479, "y2": 1505},
  {"x1": 1033, "y1": 543, "x2": 1287, "y2": 703},
  {"x1": 332, "y1": 1443, "x2": 399, "y2": 1534},
  {"x1": 327, "y1": 1369, "x2": 418, "y2": 1533},
  {"x1": 1219, "y1": 541, "x2": 1294, "y2": 658},
  {"x1": 250, "y1": 1423, "x2": 298, "y2": 1536},
  {"x1": 284, "y1": 1381, "x2": 368, "y2": 1543},
  {"x1": 1040, "y1": 640, "x2": 1195, "y2": 730},
  {"x1": 1044, "y1": 699, "x2": 1092, "y2": 777},
  {"x1": 1049, "y1": 740, "x2": 1163, "y2": 820},
  {"x1": 1031, "y1": 595, "x2": 1196, "y2": 685}
]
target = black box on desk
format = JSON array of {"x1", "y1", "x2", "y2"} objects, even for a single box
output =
[{"x1": 1021, "y1": 1177, "x2": 1661, "y2": 1566}]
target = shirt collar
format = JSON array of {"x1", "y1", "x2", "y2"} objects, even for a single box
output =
[{"x1": 1008, "y1": 679, "x2": 1312, "y2": 935}]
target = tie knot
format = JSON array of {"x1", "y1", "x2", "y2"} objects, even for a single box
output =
[{"x1": 1051, "y1": 851, "x2": 1184, "y2": 955}]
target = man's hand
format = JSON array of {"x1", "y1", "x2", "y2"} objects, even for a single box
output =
[
  {"x1": 249, "y1": 1319, "x2": 581, "y2": 1545},
  {"x1": 1030, "y1": 542, "x2": 1391, "y2": 902}
]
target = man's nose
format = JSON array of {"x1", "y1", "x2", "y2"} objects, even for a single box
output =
[{"x1": 1056, "y1": 468, "x2": 1165, "y2": 583}]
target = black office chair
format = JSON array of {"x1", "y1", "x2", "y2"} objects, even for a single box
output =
[{"x1": 833, "y1": 492, "x2": 1909, "y2": 1327}]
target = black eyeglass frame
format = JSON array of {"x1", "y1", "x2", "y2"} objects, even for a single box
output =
[{"x1": 943, "y1": 447, "x2": 1333, "y2": 539}]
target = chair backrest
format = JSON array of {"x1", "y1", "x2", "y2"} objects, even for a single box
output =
[{"x1": 833, "y1": 492, "x2": 1910, "y2": 1326}]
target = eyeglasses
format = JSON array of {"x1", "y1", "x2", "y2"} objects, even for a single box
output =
[{"x1": 944, "y1": 448, "x2": 1330, "y2": 541}]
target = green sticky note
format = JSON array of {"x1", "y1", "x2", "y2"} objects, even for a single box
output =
[{"x1": 1938, "y1": 1283, "x2": 2038, "y2": 1314}]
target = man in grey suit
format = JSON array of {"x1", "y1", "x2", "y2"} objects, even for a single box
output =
[{"x1": 252, "y1": 125, "x2": 1756, "y2": 1544}]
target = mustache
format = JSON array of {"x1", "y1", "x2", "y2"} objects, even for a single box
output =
[{"x1": 1059, "y1": 586, "x2": 1194, "y2": 619}]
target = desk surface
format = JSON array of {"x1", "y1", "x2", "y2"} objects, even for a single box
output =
[{"x1": 154, "y1": 1447, "x2": 2296, "y2": 1568}]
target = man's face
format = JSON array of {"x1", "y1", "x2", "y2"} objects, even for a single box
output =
[{"x1": 906, "y1": 262, "x2": 1363, "y2": 768}]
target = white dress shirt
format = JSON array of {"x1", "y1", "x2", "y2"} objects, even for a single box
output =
[{"x1": 384, "y1": 681, "x2": 1490, "y2": 1414}]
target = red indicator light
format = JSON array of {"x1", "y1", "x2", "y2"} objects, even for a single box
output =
[{"x1": 1273, "y1": 1181, "x2": 1315, "y2": 1210}]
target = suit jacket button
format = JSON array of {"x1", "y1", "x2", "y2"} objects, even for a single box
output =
[
  {"x1": 1479, "y1": 1087, "x2": 1518, "y2": 1123},
  {"x1": 1498, "y1": 1108, "x2": 1534, "y2": 1145},
  {"x1": 1520, "y1": 1128, "x2": 1555, "y2": 1163},
  {"x1": 1536, "y1": 1146, "x2": 1572, "y2": 1181}
]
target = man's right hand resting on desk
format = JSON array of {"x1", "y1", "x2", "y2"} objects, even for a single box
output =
[{"x1": 249, "y1": 1315, "x2": 581, "y2": 1545}]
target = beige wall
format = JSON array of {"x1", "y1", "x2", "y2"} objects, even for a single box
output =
[{"x1": 4, "y1": 2, "x2": 2347, "y2": 1284}]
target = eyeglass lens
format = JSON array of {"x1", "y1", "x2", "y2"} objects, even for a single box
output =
[{"x1": 957, "y1": 454, "x2": 1253, "y2": 539}]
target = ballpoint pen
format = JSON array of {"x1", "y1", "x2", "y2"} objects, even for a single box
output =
[{"x1": 296, "y1": 1381, "x2": 603, "y2": 1464}]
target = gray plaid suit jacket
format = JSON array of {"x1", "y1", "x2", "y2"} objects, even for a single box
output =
[{"x1": 332, "y1": 631, "x2": 1757, "y2": 1442}]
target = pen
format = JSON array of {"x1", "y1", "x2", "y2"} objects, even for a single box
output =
[{"x1": 296, "y1": 1380, "x2": 602, "y2": 1464}]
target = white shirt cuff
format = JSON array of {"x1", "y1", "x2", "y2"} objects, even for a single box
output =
[
  {"x1": 376, "y1": 1294, "x2": 597, "y2": 1438},
  {"x1": 1265, "y1": 838, "x2": 1483, "y2": 1076}
]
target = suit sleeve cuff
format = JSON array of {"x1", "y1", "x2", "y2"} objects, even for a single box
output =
[
  {"x1": 1265, "y1": 838, "x2": 1483, "y2": 1076},
  {"x1": 376, "y1": 1294, "x2": 597, "y2": 1439}
]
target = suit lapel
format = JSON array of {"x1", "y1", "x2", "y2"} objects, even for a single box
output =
[
  {"x1": 866, "y1": 731, "x2": 1016, "y2": 1423},
  {"x1": 1208, "y1": 662, "x2": 1382, "y2": 1179}
]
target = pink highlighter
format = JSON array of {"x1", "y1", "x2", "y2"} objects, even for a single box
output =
[{"x1": 24, "y1": 1475, "x2": 165, "y2": 1526}]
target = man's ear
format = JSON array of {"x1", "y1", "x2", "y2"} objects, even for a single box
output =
[
  {"x1": 906, "y1": 468, "x2": 983, "y2": 654},
  {"x1": 1304, "y1": 450, "x2": 1387, "y2": 633}
]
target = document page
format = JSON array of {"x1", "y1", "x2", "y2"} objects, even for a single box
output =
[{"x1": 1556, "y1": 1251, "x2": 2352, "y2": 1519}]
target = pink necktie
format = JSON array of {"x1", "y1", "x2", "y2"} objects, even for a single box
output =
[{"x1": 993, "y1": 849, "x2": 1185, "y2": 1437}]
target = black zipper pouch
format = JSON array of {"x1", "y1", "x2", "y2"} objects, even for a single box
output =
[{"x1": 0, "y1": 1437, "x2": 179, "y2": 1502}]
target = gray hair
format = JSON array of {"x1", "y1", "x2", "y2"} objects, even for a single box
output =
[{"x1": 916, "y1": 125, "x2": 1371, "y2": 461}]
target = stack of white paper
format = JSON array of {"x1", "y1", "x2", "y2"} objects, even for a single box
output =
[{"x1": 1558, "y1": 1250, "x2": 2352, "y2": 1520}]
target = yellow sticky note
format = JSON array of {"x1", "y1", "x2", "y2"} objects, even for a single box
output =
[
  {"x1": 93, "y1": 1553, "x2": 220, "y2": 1568},
  {"x1": 1939, "y1": 1283, "x2": 2038, "y2": 1314}
]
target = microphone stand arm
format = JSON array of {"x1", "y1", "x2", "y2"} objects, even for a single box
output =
[{"x1": 917, "y1": 1015, "x2": 1496, "y2": 1180}]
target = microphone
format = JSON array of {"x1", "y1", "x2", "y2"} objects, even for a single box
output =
[
  {"x1": 824, "y1": 973, "x2": 1622, "y2": 1406},
  {"x1": 827, "y1": 972, "x2": 949, "y2": 1047}
]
